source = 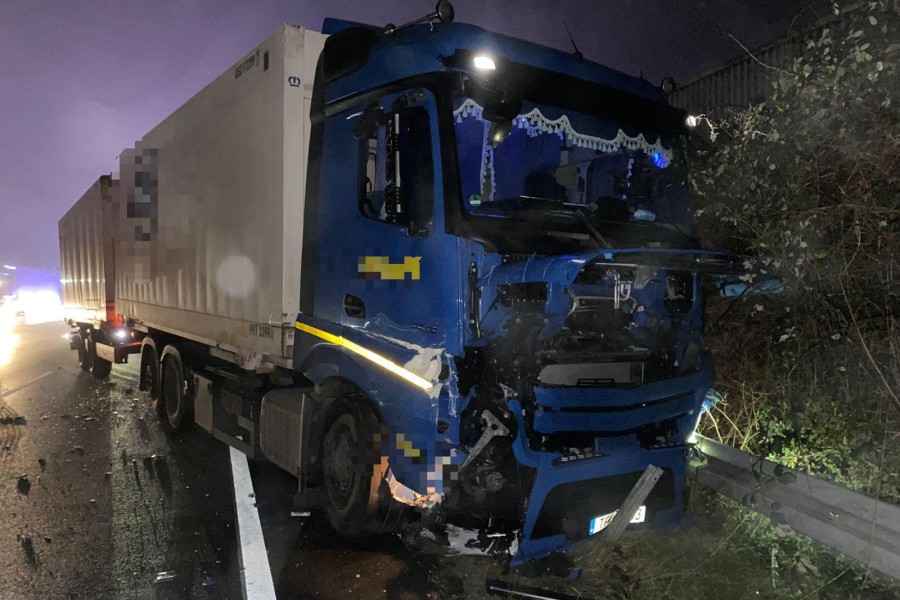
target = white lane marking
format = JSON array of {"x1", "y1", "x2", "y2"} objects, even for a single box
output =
[
  {"x1": 230, "y1": 446, "x2": 277, "y2": 600},
  {"x1": 0, "y1": 369, "x2": 58, "y2": 400}
]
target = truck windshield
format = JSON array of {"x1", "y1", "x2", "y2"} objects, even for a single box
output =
[{"x1": 452, "y1": 97, "x2": 698, "y2": 252}]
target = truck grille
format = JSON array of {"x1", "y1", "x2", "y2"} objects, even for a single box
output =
[{"x1": 533, "y1": 384, "x2": 699, "y2": 434}]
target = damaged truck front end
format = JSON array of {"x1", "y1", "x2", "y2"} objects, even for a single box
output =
[
  {"x1": 295, "y1": 13, "x2": 749, "y2": 566},
  {"x1": 445, "y1": 249, "x2": 737, "y2": 564}
]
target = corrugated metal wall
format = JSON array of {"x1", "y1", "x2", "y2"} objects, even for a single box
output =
[{"x1": 669, "y1": 7, "x2": 859, "y2": 116}]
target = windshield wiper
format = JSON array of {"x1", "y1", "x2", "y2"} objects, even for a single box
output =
[
  {"x1": 579, "y1": 204, "x2": 699, "y2": 249},
  {"x1": 619, "y1": 219, "x2": 700, "y2": 248},
  {"x1": 580, "y1": 213, "x2": 611, "y2": 249}
]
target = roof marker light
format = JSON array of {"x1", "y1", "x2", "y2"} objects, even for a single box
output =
[{"x1": 473, "y1": 55, "x2": 496, "y2": 71}]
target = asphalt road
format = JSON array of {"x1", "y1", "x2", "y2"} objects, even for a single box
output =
[
  {"x1": 0, "y1": 321, "x2": 495, "y2": 600},
  {"x1": 0, "y1": 320, "x2": 242, "y2": 599}
]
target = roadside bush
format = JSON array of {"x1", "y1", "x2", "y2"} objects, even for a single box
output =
[
  {"x1": 686, "y1": 1, "x2": 899, "y2": 595},
  {"x1": 690, "y1": 0, "x2": 898, "y2": 495}
]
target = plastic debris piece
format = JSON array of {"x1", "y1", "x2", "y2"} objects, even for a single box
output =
[
  {"x1": 20, "y1": 534, "x2": 36, "y2": 564},
  {"x1": 154, "y1": 571, "x2": 176, "y2": 584},
  {"x1": 201, "y1": 575, "x2": 216, "y2": 587},
  {"x1": 290, "y1": 511, "x2": 311, "y2": 518}
]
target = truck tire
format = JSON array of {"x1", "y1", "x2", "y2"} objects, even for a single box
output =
[
  {"x1": 78, "y1": 332, "x2": 93, "y2": 372},
  {"x1": 141, "y1": 343, "x2": 163, "y2": 417},
  {"x1": 161, "y1": 348, "x2": 193, "y2": 430},
  {"x1": 321, "y1": 397, "x2": 386, "y2": 537},
  {"x1": 73, "y1": 333, "x2": 86, "y2": 370},
  {"x1": 89, "y1": 332, "x2": 112, "y2": 379}
]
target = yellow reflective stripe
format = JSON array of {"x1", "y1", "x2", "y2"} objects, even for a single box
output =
[{"x1": 295, "y1": 321, "x2": 433, "y2": 391}]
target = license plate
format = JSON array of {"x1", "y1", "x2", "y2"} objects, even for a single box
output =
[{"x1": 589, "y1": 505, "x2": 646, "y2": 535}]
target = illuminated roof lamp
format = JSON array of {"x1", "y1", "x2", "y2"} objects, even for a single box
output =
[
  {"x1": 473, "y1": 55, "x2": 496, "y2": 71},
  {"x1": 2, "y1": 265, "x2": 16, "y2": 270},
  {"x1": 685, "y1": 114, "x2": 700, "y2": 128}
]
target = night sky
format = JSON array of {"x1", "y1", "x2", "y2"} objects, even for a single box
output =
[{"x1": 0, "y1": 0, "x2": 830, "y2": 270}]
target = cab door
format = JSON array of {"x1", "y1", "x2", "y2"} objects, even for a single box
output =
[{"x1": 311, "y1": 87, "x2": 457, "y2": 351}]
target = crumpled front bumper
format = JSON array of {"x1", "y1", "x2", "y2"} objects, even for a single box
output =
[{"x1": 508, "y1": 366, "x2": 713, "y2": 565}]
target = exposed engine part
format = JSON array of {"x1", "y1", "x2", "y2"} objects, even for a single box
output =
[
  {"x1": 481, "y1": 470, "x2": 506, "y2": 492},
  {"x1": 461, "y1": 409, "x2": 511, "y2": 470},
  {"x1": 442, "y1": 385, "x2": 530, "y2": 530},
  {"x1": 665, "y1": 271, "x2": 694, "y2": 312},
  {"x1": 498, "y1": 282, "x2": 548, "y2": 308},
  {"x1": 633, "y1": 265, "x2": 656, "y2": 290}
]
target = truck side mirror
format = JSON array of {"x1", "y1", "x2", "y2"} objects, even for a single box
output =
[{"x1": 435, "y1": 0, "x2": 455, "y2": 23}]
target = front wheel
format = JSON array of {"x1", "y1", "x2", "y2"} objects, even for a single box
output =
[{"x1": 321, "y1": 397, "x2": 388, "y2": 537}]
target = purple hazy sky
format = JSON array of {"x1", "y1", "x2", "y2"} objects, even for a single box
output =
[{"x1": 0, "y1": 0, "x2": 830, "y2": 270}]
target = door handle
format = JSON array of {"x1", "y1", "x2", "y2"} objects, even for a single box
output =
[{"x1": 343, "y1": 294, "x2": 366, "y2": 318}]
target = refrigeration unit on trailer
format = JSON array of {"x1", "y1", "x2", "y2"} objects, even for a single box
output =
[{"x1": 59, "y1": 2, "x2": 759, "y2": 565}]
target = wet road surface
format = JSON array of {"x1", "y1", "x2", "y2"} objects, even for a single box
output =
[
  {"x1": 0, "y1": 321, "x2": 506, "y2": 600},
  {"x1": 0, "y1": 321, "x2": 241, "y2": 599}
]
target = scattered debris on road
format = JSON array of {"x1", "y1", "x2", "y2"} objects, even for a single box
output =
[
  {"x1": 154, "y1": 570, "x2": 176, "y2": 584},
  {"x1": 18, "y1": 533, "x2": 37, "y2": 565}
]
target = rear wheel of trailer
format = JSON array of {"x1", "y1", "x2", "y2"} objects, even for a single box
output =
[
  {"x1": 160, "y1": 346, "x2": 193, "y2": 430},
  {"x1": 74, "y1": 333, "x2": 89, "y2": 372},
  {"x1": 140, "y1": 340, "x2": 164, "y2": 418},
  {"x1": 87, "y1": 331, "x2": 112, "y2": 379}
]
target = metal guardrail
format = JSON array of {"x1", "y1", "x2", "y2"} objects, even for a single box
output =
[{"x1": 690, "y1": 435, "x2": 900, "y2": 581}]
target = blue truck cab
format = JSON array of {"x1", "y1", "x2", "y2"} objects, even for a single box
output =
[{"x1": 289, "y1": 9, "x2": 741, "y2": 564}]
